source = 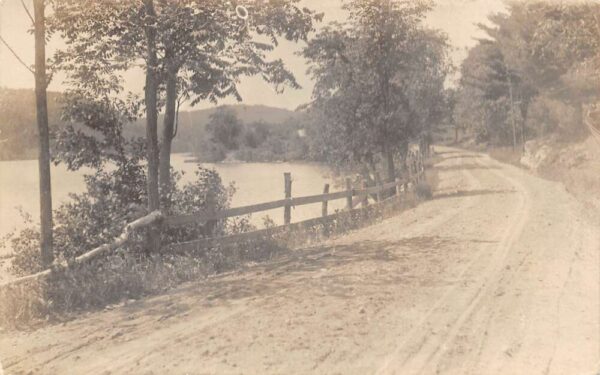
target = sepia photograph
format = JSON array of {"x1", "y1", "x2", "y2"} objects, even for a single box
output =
[{"x1": 0, "y1": 0, "x2": 599, "y2": 373}]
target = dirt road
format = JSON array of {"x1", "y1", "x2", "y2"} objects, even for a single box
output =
[{"x1": 1, "y1": 148, "x2": 598, "y2": 374}]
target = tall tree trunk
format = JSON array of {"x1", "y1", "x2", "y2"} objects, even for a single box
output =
[
  {"x1": 144, "y1": 0, "x2": 160, "y2": 253},
  {"x1": 33, "y1": 0, "x2": 53, "y2": 267},
  {"x1": 159, "y1": 65, "x2": 178, "y2": 203}
]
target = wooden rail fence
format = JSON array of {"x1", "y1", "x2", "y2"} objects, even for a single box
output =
[
  {"x1": 165, "y1": 177, "x2": 404, "y2": 227},
  {"x1": 2, "y1": 149, "x2": 426, "y2": 288}
]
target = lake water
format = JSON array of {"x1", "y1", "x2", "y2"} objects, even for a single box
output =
[{"x1": 0, "y1": 154, "x2": 345, "y2": 256}]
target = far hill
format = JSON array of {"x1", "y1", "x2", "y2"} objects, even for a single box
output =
[
  {"x1": 192, "y1": 104, "x2": 299, "y2": 125},
  {"x1": 127, "y1": 104, "x2": 302, "y2": 154},
  {"x1": 0, "y1": 87, "x2": 302, "y2": 160},
  {"x1": 0, "y1": 88, "x2": 66, "y2": 161}
]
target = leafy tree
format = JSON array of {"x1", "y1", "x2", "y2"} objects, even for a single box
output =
[
  {"x1": 50, "y1": 0, "x2": 322, "y2": 201},
  {"x1": 243, "y1": 121, "x2": 271, "y2": 149},
  {"x1": 455, "y1": 41, "x2": 527, "y2": 145},
  {"x1": 302, "y1": 0, "x2": 449, "y2": 181},
  {"x1": 15, "y1": 90, "x2": 234, "y2": 275},
  {"x1": 484, "y1": 2, "x2": 600, "y2": 100},
  {"x1": 456, "y1": 1, "x2": 600, "y2": 144},
  {"x1": 205, "y1": 107, "x2": 243, "y2": 150}
]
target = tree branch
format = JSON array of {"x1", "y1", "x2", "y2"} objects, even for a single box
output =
[{"x1": 0, "y1": 34, "x2": 35, "y2": 75}]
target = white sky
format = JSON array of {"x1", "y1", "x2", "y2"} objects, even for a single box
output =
[{"x1": 0, "y1": 0, "x2": 507, "y2": 111}]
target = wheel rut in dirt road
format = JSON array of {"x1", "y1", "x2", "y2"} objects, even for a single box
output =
[
  {"x1": 377, "y1": 149, "x2": 599, "y2": 375},
  {"x1": 376, "y1": 151, "x2": 533, "y2": 375}
]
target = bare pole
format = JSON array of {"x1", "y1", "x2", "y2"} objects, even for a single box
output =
[
  {"x1": 345, "y1": 178, "x2": 353, "y2": 210},
  {"x1": 284, "y1": 173, "x2": 292, "y2": 225},
  {"x1": 507, "y1": 74, "x2": 517, "y2": 152},
  {"x1": 322, "y1": 184, "x2": 330, "y2": 217},
  {"x1": 33, "y1": 0, "x2": 53, "y2": 266}
]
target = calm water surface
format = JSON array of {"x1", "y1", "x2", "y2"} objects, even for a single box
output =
[{"x1": 0, "y1": 154, "x2": 345, "y2": 256}]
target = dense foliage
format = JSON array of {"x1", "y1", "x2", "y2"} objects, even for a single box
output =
[
  {"x1": 8, "y1": 92, "x2": 236, "y2": 275},
  {"x1": 302, "y1": 0, "x2": 450, "y2": 180},
  {"x1": 454, "y1": 1, "x2": 600, "y2": 146},
  {"x1": 197, "y1": 107, "x2": 310, "y2": 162},
  {"x1": 49, "y1": 0, "x2": 322, "y2": 201}
]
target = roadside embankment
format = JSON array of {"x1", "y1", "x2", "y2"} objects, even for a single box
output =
[{"x1": 490, "y1": 136, "x2": 600, "y2": 216}]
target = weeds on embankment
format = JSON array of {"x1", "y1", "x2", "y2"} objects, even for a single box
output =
[
  {"x1": 0, "y1": 240, "x2": 282, "y2": 330},
  {"x1": 0, "y1": 172, "x2": 436, "y2": 331}
]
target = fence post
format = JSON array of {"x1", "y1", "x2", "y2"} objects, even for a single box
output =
[
  {"x1": 414, "y1": 154, "x2": 419, "y2": 184},
  {"x1": 407, "y1": 152, "x2": 412, "y2": 185},
  {"x1": 361, "y1": 180, "x2": 369, "y2": 207},
  {"x1": 284, "y1": 172, "x2": 292, "y2": 225},
  {"x1": 419, "y1": 156, "x2": 424, "y2": 181},
  {"x1": 345, "y1": 178, "x2": 353, "y2": 210},
  {"x1": 412, "y1": 154, "x2": 417, "y2": 184},
  {"x1": 322, "y1": 183, "x2": 329, "y2": 217},
  {"x1": 374, "y1": 172, "x2": 382, "y2": 202}
]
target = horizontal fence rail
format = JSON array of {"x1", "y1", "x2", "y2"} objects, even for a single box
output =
[{"x1": 0, "y1": 211, "x2": 163, "y2": 288}]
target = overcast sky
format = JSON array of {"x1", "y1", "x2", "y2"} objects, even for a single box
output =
[{"x1": 0, "y1": 0, "x2": 506, "y2": 111}]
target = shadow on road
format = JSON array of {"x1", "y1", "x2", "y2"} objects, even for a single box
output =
[
  {"x1": 435, "y1": 150, "x2": 466, "y2": 155},
  {"x1": 432, "y1": 189, "x2": 516, "y2": 200},
  {"x1": 435, "y1": 164, "x2": 501, "y2": 171},
  {"x1": 441, "y1": 154, "x2": 482, "y2": 160},
  {"x1": 117, "y1": 233, "x2": 495, "y2": 319}
]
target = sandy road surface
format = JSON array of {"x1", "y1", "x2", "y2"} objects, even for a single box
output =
[{"x1": 1, "y1": 147, "x2": 598, "y2": 374}]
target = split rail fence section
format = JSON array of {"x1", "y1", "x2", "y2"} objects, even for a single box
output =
[
  {"x1": 164, "y1": 149, "x2": 426, "y2": 252},
  {"x1": 3, "y1": 149, "x2": 426, "y2": 287}
]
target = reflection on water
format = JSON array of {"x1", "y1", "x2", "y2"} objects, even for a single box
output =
[{"x1": 0, "y1": 154, "x2": 345, "y2": 255}]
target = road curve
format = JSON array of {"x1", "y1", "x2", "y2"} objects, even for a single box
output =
[{"x1": 1, "y1": 147, "x2": 598, "y2": 375}]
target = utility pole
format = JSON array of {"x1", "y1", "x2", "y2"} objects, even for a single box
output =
[
  {"x1": 516, "y1": 98, "x2": 525, "y2": 153},
  {"x1": 507, "y1": 73, "x2": 517, "y2": 152},
  {"x1": 33, "y1": 0, "x2": 53, "y2": 266},
  {"x1": 0, "y1": 0, "x2": 4, "y2": 87}
]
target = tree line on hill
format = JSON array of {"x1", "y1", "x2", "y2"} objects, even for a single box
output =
[
  {"x1": 194, "y1": 107, "x2": 311, "y2": 163},
  {"x1": 0, "y1": 88, "x2": 309, "y2": 163},
  {"x1": 0, "y1": 89, "x2": 64, "y2": 161}
]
